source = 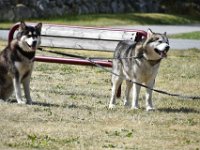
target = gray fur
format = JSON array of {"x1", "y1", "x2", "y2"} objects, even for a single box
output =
[
  {"x1": 109, "y1": 29, "x2": 170, "y2": 111},
  {"x1": 0, "y1": 21, "x2": 42, "y2": 104}
]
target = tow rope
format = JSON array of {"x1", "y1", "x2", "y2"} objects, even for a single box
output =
[{"x1": 38, "y1": 48, "x2": 200, "y2": 100}]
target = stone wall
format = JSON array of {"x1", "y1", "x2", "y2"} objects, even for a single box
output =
[
  {"x1": 0, "y1": 0, "x2": 163, "y2": 21},
  {"x1": 0, "y1": 0, "x2": 199, "y2": 22}
]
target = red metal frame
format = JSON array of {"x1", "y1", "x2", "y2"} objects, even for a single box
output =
[
  {"x1": 8, "y1": 22, "x2": 147, "y2": 98},
  {"x1": 8, "y1": 23, "x2": 20, "y2": 44},
  {"x1": 8, "y1": 22, "x2": 147, "y2": 66},
  {"x1": 35, "y1": 56, "x2": 112, "y2": 67}
]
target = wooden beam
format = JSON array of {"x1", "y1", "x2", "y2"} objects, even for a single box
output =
[
  {"x1": 42, "y1": 25, "x2": 137, "y2": 41},
  {"x1": 41, "y1": 36, "x2": 120, "y2": 51}
]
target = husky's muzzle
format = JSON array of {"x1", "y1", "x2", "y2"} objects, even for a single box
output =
[
  {"x1": 25, "y1": 38, "x2": 38, "y2": 51},
  {"x1": 155, "y1": 43, "x2": 170, "y2": 58}
]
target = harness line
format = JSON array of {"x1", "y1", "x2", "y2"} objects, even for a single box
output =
[{"x1": 38, "y1": 48, "x2": 200, "y2": 100}]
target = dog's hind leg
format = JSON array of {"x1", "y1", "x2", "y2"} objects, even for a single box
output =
[
  {"x1": 124, "y1": 80, "x2": 132, "y2": 107},
  {"x1": 109, "y1": 75, "x2": 123, "y2": 109},
  {"x1": 131, "y1": 83, "x2": 141, "y2": 109},
  {"x1": 0, "y1": 81, "x2": 14, "y2": 101}
]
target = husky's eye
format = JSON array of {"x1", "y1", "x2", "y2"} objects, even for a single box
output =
[
  {"x1": 33, "y1": 31, "x2": 38, "y2": 37},
  {"x1": 27, "y1": 32, "x2": 32, "y2": 37}
]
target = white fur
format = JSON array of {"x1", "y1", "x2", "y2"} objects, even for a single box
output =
[
  {"x1": 20, "y1": 35, "x2": 41, "y2": 52},
  {"x1": 25, "y1": 37, "x2": 34, "y2": 46},
  {"x1": 156, "y1": 43, "x2": 169, "y2": 51},
  {"x1": 14, "y1": 62, "x2": 32, "y2": 79}
]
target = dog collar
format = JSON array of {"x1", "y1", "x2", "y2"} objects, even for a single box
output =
[
  {"x1": 16, "y1": 45, "x2": 36, "y2": 61},
  {"x1": 142, "y1": 56, "x2": 161, "y2": 66},
  {"x1": 147, "y1": 59, "x2": 161, "y2": 66}
]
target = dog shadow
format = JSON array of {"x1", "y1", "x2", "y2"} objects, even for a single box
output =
[
  {"x1": 158, "y1": 107, "x2": 200, "y2": 114},
  {"x1": 5, "y1": 99, "x2": 60, "y2": 107},
  {"x1": 5, "y1": 99, "x2": 93, "y2": 110},
  {"x1": 4, "y1": 99, "x2": 199, "y2": 114},
  {"x1": 32, "y1": 101, "x2": 61, "y2": 107}
]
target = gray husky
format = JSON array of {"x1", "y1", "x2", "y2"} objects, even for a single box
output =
[
  {"x1": 0, "y1": 21, "x2": 42, "y2": 104},
  {"x1": 109, "y1": 29, "x2": 170, "y2": 111}
]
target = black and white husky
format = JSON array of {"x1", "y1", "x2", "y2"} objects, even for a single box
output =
[
  {"x1": 0, "y1": 21, "x2": 42, "y2": 104},
  {"x1": 109, "y1": 29, "x2": 170, "y2": 111}
]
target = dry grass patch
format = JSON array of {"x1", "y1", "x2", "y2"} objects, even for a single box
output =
[{"x1": 0, "y1": 40, "x2": 200, "y2": 149}]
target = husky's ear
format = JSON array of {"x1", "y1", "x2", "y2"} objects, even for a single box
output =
[
  {"x1": 35, "y1": 23, "x2": 42, "y2": 33},
  {"x1": 19, "y1": 21, "x2": 26, "y2": 31},
  {"x1": 147, "y1": 28, "x2": 153, "y2": 38},
  {"x1": 164, "y1": 32, "x2": 167, "y2": 35}
]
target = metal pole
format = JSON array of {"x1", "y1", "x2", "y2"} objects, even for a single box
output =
[{"x1": 35, "y1": 56, "x2": 112, "y2": 67}]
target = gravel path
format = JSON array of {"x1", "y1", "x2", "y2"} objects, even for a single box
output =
[
  {"x1": 0, "y1": 25, "x2": 200, "y2": 50},
  {"x1": 117, "y1": 25, "x2": 200, "y2": 35}
]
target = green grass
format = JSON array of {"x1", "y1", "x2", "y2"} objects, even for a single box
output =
[
  {"x1": 0, "y1": 13, "x2": 200, "y2": 29},
  {"x1": 0, "y1": 40, "x2": 200, "y2": 149},
  {"x1": 169, "y1": 31, "x2": 200, "y2": 40}
]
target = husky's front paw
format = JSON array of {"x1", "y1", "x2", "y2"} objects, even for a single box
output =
[
  {"x1": 146, "y1": 106, "x2": 155, "y2": 111},
  {"x1": 131, "y1": 106, "x2": 140, "y2": 110},
  {"x1": 26, "y1": 100, "x2": 32, "y2": 105},
  {"x1": 108, "y1": 104, "x2": 116, "y2": 109},
  {"x1": 124, "y1": 100, "x2": 130, "y2": 107},
  {"x1": 0, "y1": 99, "x2": 5, "y2": 103},
  {"x1": 17, "y1": 100, "x2": 26, "y2": 104}
]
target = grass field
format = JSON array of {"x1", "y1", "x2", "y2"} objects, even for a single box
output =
[
  {"x1": 0, "y1": 13, "x2": 200, "y2": 29},
  {"x1": 0, "y1": 40, "x2": 199, "y2": 149}
]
